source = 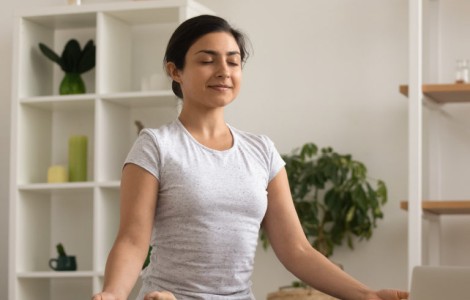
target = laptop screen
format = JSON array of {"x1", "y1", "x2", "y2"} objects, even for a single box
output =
[{"x1": 410, "y1": 266, "x2": 470, "y2": 300}]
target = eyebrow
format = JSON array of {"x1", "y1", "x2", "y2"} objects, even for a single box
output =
[{"x1": 195, "y1": 50, "x2": 241, "y2": 57}]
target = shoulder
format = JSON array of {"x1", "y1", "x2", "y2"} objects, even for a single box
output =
[
  {"x1": 129, "y1": 121, "x2": 183, "y2": 162},
  {"x1": 230, "y1": 125, "x2": 285, "y2": 181},
  {"x1": 138, "y1": 120, "x2": 183, "y2": 148},
  {"x1": 140, "y1": 120, "x2": 180, "y2": 140},
  {"x1": 126, "y1": 121, "x2": 182, "y2": 178},
  {"x1": 230, "y1": 125, "x2": 277, "y2": 154}
]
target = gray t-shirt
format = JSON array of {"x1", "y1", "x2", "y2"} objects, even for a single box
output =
[{"x1": 125, "y1": 119, "x2": 285, "y2": 300}]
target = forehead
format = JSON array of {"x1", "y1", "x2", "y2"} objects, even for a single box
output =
[{"x1": 188, "y1": 32, "x2": 240, "y2": 54}]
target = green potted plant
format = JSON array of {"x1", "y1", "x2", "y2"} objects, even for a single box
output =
[
  {"x1": 263, "y1": 143, "x2": 387, "y2": 299},
  {"x1": 48, "y1": 243, "x2": 77, "y2": 271},
  {"x1": 39, "y1": 39, "x2": 96, "y2": 95}
]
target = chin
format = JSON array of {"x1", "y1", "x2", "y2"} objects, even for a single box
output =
[{"x1": 207, "y1": 95, "x2": 236, "y2": 107}]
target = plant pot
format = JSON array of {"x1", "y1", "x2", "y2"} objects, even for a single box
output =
[
  {"x1": 267, "y1": 287, "x2": 338, "y2": 300},
  {"x1": 60, "y1": 73, "x2": 86, "y2": 95}
]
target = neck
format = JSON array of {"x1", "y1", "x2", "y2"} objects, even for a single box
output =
[
  {"x1": 178, "y1": 108, "x2": 233, "y2": 151},
  {"x1": 178, "y1": 106, "x2": 227, "y2": 137}
]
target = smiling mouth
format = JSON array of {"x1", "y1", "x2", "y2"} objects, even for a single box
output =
[{"x1": 208, "y1": 85, "x2": 232, "y2": 90}]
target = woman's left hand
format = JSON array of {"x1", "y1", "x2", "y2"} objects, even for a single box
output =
[{"x1": 367, "y1": 289, "x2": 409, "y2": 300}]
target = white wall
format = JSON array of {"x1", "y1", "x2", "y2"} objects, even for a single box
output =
[
  {"x1": 1, "y1": 0, "x2": 469, "y2": 300},
  {"x1": 197, "y1": 0, "x2": 410, "y2": 297}
]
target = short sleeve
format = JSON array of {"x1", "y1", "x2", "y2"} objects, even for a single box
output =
[
  {"x1": 124, "y1": 129, "x2": 161, "y2": 180},
  {"x1": 264, "y1": 136, "x2": 285, "y2": 182}
]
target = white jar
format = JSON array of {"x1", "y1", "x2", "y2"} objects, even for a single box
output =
[{"x1": 455, "y1": 59, "x2": 469, "y2": 83}]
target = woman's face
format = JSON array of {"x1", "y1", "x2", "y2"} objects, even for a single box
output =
[{"x1": 169, "y1": 31, "x2": 242, "y2": 109}]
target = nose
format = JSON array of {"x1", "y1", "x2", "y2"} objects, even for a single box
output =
[{"x1": 216, "y1": 61, "x2": 230, "y2": 78}]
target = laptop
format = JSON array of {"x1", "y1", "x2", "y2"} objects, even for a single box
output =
[{"x1": 410, "y1": 266, "x2": 470, "y2": 300}]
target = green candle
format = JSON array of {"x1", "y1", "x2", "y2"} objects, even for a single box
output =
[{"x1": 68, "y1": 135, "x2": 87, "y2": 182}]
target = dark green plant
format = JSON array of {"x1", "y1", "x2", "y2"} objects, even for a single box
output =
[
  {"x1": 142, "y1": 246, "x2": 152, "y2": 270},
  {"x1": 38, "y1": 39, "x2": 96, "y2": 94},
  {"x1": 56, "y1": 243, "x2": 67, "y2": 257},
  {"x1": 39, "y1": 39, "x2": 95, "y2": 74},
  {"x1": 261, "y1": 143, "x2": 387, "y2": 257}
]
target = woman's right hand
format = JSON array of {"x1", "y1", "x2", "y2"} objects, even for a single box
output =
[{"x1": 144, "y1": 290, "x2": 177, "y2": 300}]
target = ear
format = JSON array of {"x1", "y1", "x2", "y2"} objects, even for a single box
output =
[{"x1": 166, "y1": 62, "x2": 182, "y2": 83}]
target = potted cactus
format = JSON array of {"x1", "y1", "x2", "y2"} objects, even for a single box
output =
[
  {"x1": 49, "y1": 243, "x2": 77, "y2": 271},
  {"x1": 56, "y1": 243, "x2": 67, "y2": 257}
]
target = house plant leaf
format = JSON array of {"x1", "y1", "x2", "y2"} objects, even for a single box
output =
[
  {"x1": 61, "y1": 39, "x2": 81, "y2": 73},
  {"x1": 78, "y1": 40, "x2": 96, "y2": 74},
  {"x1": 38, "y1": 43, "x2": 63, "y2": 68},
  {"x1": 261, "y1": 142, "x2": 387, "y2": 258},
  {"x1": 38, "y1": 38, "x2": 96, "y2": 94}
]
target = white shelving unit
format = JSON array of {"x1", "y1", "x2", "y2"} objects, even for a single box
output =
[
  {"x1": 8, "y1": 1, "x2": 213, "y2": 299},
  {"x1": 405, "y1": 0, "x2": 470, "y2": 286}
]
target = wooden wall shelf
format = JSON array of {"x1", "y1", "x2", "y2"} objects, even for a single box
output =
[
  {"x1": 400, "y1": 200, "x2": 470, "y2": 215},
  {"x1": 399, "y1": 84, "x2": 470, "y2": 103}
]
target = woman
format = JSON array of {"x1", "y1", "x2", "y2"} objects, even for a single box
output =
[{"x1": 92, "y1": 15, "x2": 409, "y2": 300}]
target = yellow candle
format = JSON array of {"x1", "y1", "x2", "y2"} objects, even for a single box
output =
[
  {"x1": 68, "y1": 135, "x2": 88, "y2": 182},
  {"x1": 47, "y1": 165, "x2": 68, "y2": 183}
]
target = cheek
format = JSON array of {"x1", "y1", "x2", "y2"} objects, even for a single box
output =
[
  {"x1": 183, "y1": 73, "x2": 206, "y2": 88},
  {"x1": 232, "y1": 78, "x2": 242, "y2": 96},
  {"x1": 233, "y1": 70, "x2": 242, "y2": 86}
]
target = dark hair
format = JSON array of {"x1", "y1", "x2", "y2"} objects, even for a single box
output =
[{"x1": 164, "y1": 15, "x2": 250, "y2": 99}]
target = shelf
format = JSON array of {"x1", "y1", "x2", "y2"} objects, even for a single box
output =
[
  {"x1": 17, "y1": 271, "x2": 96, "y2": 278},
  {"x1": 20, "y1": 90, "x2": 177, "y2": 111},
  {"x1": 20, "y1": 95, "x2": 96, "y2": 110},
  {"x1": 17, "y1": 102, "x2": 95, "y2": 184},
  {"x1": 98, "y1": 181, "x2": 120, "y2": 189},
  {"x1": 19, "y1": 91, "x2": 178, "y2": 109},
  {"x1": 105, "y1": 5, "x2": 180, "y2": 25},
  {"x1": 23, "y1": 12, "x2": 97, "y2": 30},
  {"x1": 400, "y1": 200, "x2": 470, "y2": 215},
  {"x1": 10, "y1": 1, "x2": 212, "y2": 298},
  {"x1": 19, "y1": 181, "x2": 123, "y2": 191},
  {"x1": 399, "y1": 84, "x2": 470, "y2": 103},
  {"x1": 18, "y1": 0, "x2": 205, "y2": 19},
  {"x1": 18, "y1": 182, "x2": 96, "y2": 194},
  {"x1": 100, "y1": 90, "x2": 176, "y2": 107}
]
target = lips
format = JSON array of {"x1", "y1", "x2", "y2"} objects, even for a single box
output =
[
  {"x1": 208, "y1": 84, "x2": 232, "y2": 91},
  {"x1": 208, "y1": 83, "x2": 232, "y2": 88}
]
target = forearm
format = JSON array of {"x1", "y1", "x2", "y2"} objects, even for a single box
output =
[
  {"x1": 283, "y1": 246, "x2": 372, "y2": 300},
  {"x1": 101, "y1": 237, "x2": 149, "y2": 299}
]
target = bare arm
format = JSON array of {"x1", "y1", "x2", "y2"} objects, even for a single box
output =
[
  {"x1": 263, "y1": 168, "x2": 408, "y2": 300},
  {"x1": 94, "y1": 163, "x2": 159, "y2": 300}
]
